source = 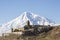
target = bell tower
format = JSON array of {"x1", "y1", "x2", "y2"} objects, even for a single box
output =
[{"x1": 27, "y1": 20, "x2": 30, "y2": 26}]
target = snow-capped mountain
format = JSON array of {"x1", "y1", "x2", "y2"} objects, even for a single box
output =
[{"x1": 0, "y1": 12, "x2": 55, "y2": 36}]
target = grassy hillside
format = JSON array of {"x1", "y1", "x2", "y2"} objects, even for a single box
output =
[
  {"x1": 0, "y1": 26, "x2": 60, "y2": 40},
  {"x1": 45, "y1": 26, "x2": 60, "y2": 40}
]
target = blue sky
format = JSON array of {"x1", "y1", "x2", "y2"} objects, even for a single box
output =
[{"x1": 0, "y1": 0, "x2": 60, "y2": 24}]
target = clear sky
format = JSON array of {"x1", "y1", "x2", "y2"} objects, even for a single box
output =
[{"x1": 0, "y1": 0, "x2": 60, "y2": 25}]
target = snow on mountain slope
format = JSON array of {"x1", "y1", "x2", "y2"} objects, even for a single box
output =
[{"x1": 0, "y1": 12, "x2": 55, "y2": 36}]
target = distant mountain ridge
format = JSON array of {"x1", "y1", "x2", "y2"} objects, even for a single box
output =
[
  {"x1": 2, "y1": 12, "x2": 55, "y2": 27},
  {"x1": 0, "y1": 12, "x2": 55, "y2": 36}
]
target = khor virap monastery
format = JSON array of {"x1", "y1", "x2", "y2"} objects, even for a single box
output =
[
  {"x1": 2, "y1": 20, "x2": 53, "y2": 36},
  {"x1": 12, "y1": 20, "x2": 53, "y2": 35}
]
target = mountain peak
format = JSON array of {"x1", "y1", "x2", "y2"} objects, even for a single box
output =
[
  {"x1": 23, "y1": 12, "x2": 33, "y2": 16},
  {"x1": 19, "y1": 12, "x2": 55, "y2": 26},
  {"x1": 2, "y1": 12, "x2": 55, "y2": 26}
]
